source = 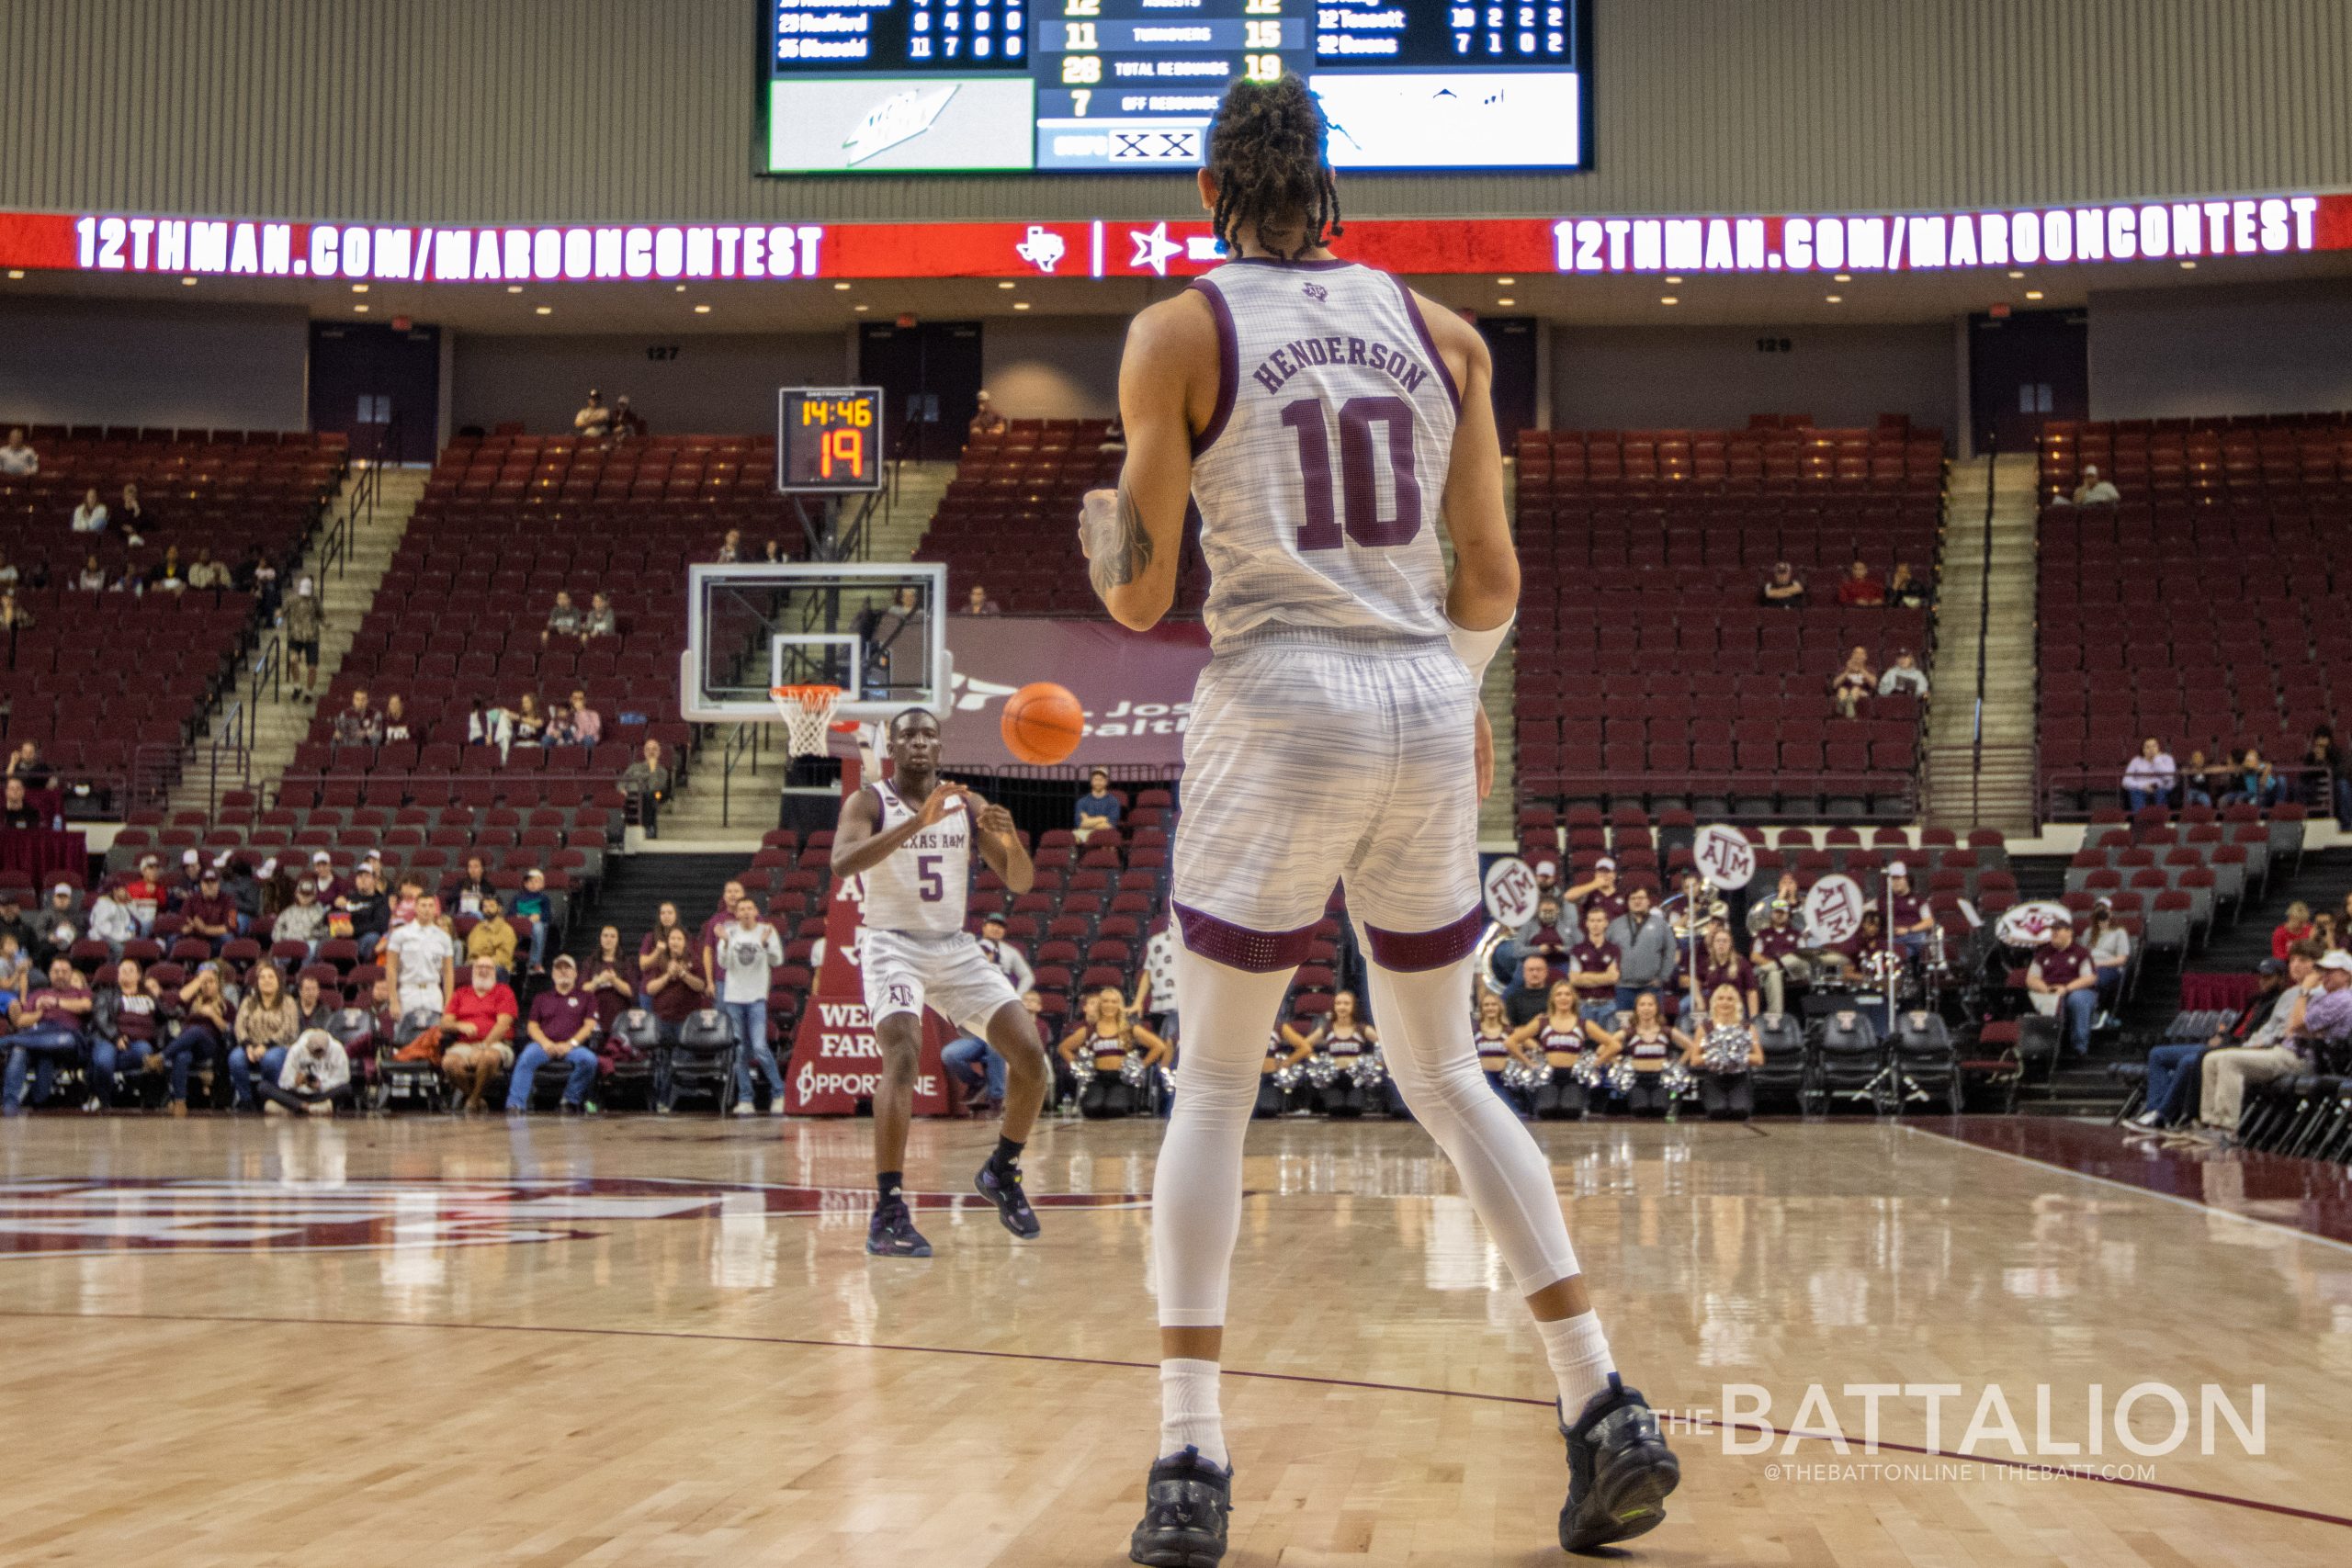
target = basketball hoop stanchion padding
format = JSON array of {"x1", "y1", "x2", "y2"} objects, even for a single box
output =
[{"x1": 781, "y1": 782, "x2": 950, "y2": 1117}]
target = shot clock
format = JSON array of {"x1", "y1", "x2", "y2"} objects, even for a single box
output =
[{"x1": 776, "y1": 387, "x2": 887, "y2": 493}]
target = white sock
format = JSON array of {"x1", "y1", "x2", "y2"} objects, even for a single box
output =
[
  {"x1": 1159, "y1": 1358, "x2": 1228, "y2": 1470},
  {"x1": 1537, "y1": 1310, "x2": 1616, "y2": 1417}
]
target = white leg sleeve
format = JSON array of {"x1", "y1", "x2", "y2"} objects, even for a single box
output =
[
  {"x1": 1360, "y1": 948, "x2": 1583, "y2": 1295},
  {"x1": 1150, "y1": 943, "x2": 1295, "y2": 1328}
]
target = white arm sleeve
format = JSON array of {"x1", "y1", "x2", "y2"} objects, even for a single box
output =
[{"x1": 1447, "y1": 613, "x2": 1515, "y2": 687}]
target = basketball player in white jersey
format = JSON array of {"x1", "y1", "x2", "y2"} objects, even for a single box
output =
[
  {"x1": 1081, "y1": 76, "x2": 1679, "y2": 1563},
  {"x1": 829, "y1": 708, "x2": 1052, "y2": 1257}
]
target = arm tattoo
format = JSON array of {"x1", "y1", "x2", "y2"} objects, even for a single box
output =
[{"x1": 1086, "y1": 479, "x2": 1154, "y2": 600}]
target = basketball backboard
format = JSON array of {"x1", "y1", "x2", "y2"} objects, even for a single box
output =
[{"x1": 682, "y1": 561, "x2": 950, "y2": 724}]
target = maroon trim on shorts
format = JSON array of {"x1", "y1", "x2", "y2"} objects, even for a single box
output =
[
  {"x1": 1188, "y1": 278, "x2": 1240, "y2": 457},
  {"x1": 1174, "y1": 901, "x2": 1316, "y2": 974},
  {"x1": 1363, "y1": 908, "x2": 1485, "y2": 973}
]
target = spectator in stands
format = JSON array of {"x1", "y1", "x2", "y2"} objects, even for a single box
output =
[
  {"x1": 168, "y1": 849, "x2": 207, "y2": 912},
  {"x1": 1692, "y1": 920, "x2": 1759, "y2": 1018},
  {"x1": 977, "y1": 913, "x2": 1035, "y2": 993},
  {"x1": 2071, "y1": 464, "x2": 2120, "y2": 506},
  {"x1": 2274, "y1": 901, "x2": 2316, "y2": 961},
  {"x1": 380, "y1": 694, "x2": 413, "y2": 743},
  {"x1": 697, "y1": 882, "x2": 750, "y2": 981},
  {"x1": 439, "y1": 956, "x2": 519, "y2": 1111},
  {"x1": 226, "y1": 962, "x2": 301, "y2": 1111},
  {"x1": 582, "y1": 593, "x2": 618, "y2": 639},
  {"x1": 117, "y1": 482, "x2": 152, "y2": 545},
  {"x1": 0, "y1": 933, "x2": 26, "y2": 1008},
  {"x1": 2132, "y1": 954, "x2": 2296, "y2": 1130},
  {"x1": 1503, "y1": 953, "x2": 1553, "y2": 1029},
  {"x1": 334, "y1": 688, "x2": 384, "y2": 746},
  {"x1": 1566, "y1": 857, "x2": 1628, "y2": 926},
  {"x1": 89, "y1": 881, "x2": 137, "y2": 958},
  {"x1": 70, "y1": 486, "x2": 108, "y2": 535},
  {"x1": 1607, "y1": 888, "x2": 1676, "y2": 1016},
  {"x1": 2178, "y1": 747, "x2": 2221, "y2": 808},
  {"x1": 1507, "y1": 897, "x2": 1575, "y2": 980},
  {"x1": 616, "y1": 747, "x2": 673, "y2": 841},
  {"x1": 293, "y1": 972, "x2": 333, "y2": 1032},
  {"x1": 1836, "y1": 558, "x2": 1885, "y2": 606},
  {"x1": 160, "y1": 964, "x2": 232, "y2": 1115},
  {"x1": 2027, "y1": 913, "x2": 2099, "y2": 1057},
  {"x1": 1829, "y1": 647, "x2": 1878, "y2": 718},
  {"x1": 339, "y1": 865, "x2": 390, "y2": 960},
  {"x1": 1886, "y1": 562, "x2": 1927, "y2": 610},
  {"x1": 385, "y1": 892, "x2": 457, "y2": 1022},
  {"x1": 1074, "y1": 768, "x2": 1122, "y2": 840},
  {"x1": 610, "y1": 394, "x2": 647, "y2": 442},
  {"x1": 1884, "y1": 863, "x2": 1934, "y2": 963},
  {"x1": 963, "y1": 584, "x2": 1002, "y2": 615},
  {"x1": 967, "y1": 389, "x2": 1008, "y2": 444},
  {"x1": 259, "y1": 1028, "x2": 352, "y2": 1116},
  {"x1": 0, "y1": 428, "x2": 37, "y2": 477},
  {"x1": 6, "y1": 742, "x2": 50, "y2": 789},
  {"x1": 73, "y1": 554, "x2": 105, "y2": 592},
  {"x1": 0, "y1": 549, "x2": 15, "y2": 589},
  {"x1": 2318, "y1": 912, "x2": 2341, "y2": 953},
  {"x1": 272, "y1": 878, "x2": 327, "y2": 957},
  {"x1": 3, "y1": 955, "x2": 94, "y2": 1112},
  {"x1": 715, "y1": 897, "x2": 786, "y2": 1115},
  {"x1": 282, "y1": 576, "x2": 323, "y2": 702},
  {"x1": 1878, "y1": 649, "x2": 1928, "y2": 698},
  {"x1": 574, "y1": 389, "x2": 612, "y2": 440},
  {"x1": 509, "y1": 693, "x2": 548, "y2": 748},
  {"x1": 639, "y1": 902, "x2": 687, "y2": 968},
  {"x1": 30, "y1": 884, "x2": 81, "y2": 966},
  {"x1": 222, "y1": 857, "x2": 264, "y2": 936},
  {"x1": 582, "y1": 926, "x2": 635, "y2": 1030},
  {"x1": 466, "y1": 894, "x2": 518, "y2": 980},
  {"x1": 88, "y1": 957, "x2": 164, "y2": 1106},
  {"x1": 642, "y1": 927, "x2": 709, "y2": 1043},
  {"x1": 513, "y1": 868, "x2": 555, "y2": 973},
  {"x1": 2086, "y1": 900, "x2": 2131, "y2": 1024},
  {"x1": 2302, "y1": 726, "x2": 2352, "y2": 825},
  {"x1": 2223, "y1": 746, "x2": 2285, "y2": 808},
  {"x1": 1566, "y1": 908, "x2": 1622, "y2": 1029},
  {"x1": 179, "y1": 866, "x2": 238, "y2": 953},
  {"x1": 2, "y1": 778, "x2": 40, "y2": 829},
  {"x1": 448, "y1": 854, "x2": 495, "y2": 918},
  {"x1": 149, "y1": 546, "x2": 188, "y2": 592},
  {"x1": 717, "y1": 528, "x2": 743, "y2": 564},
  {"x1": 0, "y1": 890, "x2": 30, "y2": 956},
  {"x1": 542, "y1": 590, "x2": 582, "y2": 645},
  {"x1": 121, "y1": 855, "x2": 164, "y2": 934},
  {"x1": 2198, "y1": 947, "x2": 2351, "y2": 1143},
  {"x1": 2121, "y1": 739, "x2": 2177, "y2": 812},
  {"x1": 507, "y1": 955, "x2": 600, "y2": 1115},
  {"x1": 1759, "y1": 561, "x2": 1805, "y2": 608},
  {"x1": 187, "y1": 547, "x2": 231, "y2": 591},
  {"x1": 566, "y1": 690, "x2": 603, "y2": 744},
  {"x1": 0, "y1": 589, "x2": 32, "y2": 631},
  {"x1": 546, "y1": 701, "x2": 583, "y2": 748}
]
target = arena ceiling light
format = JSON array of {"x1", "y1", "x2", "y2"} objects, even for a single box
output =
[
  {"x1": 2007, "y1": 269, "x2": 2025, "y2": 278},
  {"x1": 1658, "y1": 295, "x2": 1679, "y2": 305},
  {"x1": 534, "y1": 304, "x2": 551, "y2": 314},
  {"x1": 180, "y1": 276, "x2": 197, "y2": 286},
  {"x1": 833, "y1": 281, "x2": 852, "y2": 290},
  {"x1": 505, "y1": 284, "x2": 522, "y2": 293},
  {"x1": 350, "y1": 282, "x2": 368, "y2": 292},
  {"x1": 1497, "y1": 276, "x2": 1516, "y2": 285},
  {"x1": 353, "y1": 302, "x2": 368, "y2": 312},
  {"x1": 1826, "y1": 294, "x2": 1843, "y2": 303},
  {"x1": 854, "y1": 303, "x2": 869, "y2": 312},
  {"x1": 997, "y1": 280, "x2": 1016, "y2": 288},
  {"x1": 693, "y1": 303, "x2": 711, "y2": 313},
  {"x1": 2181, "y1": 259, "x2": 2198, "y2": 268},
  {"x1": 2025, "y1": 289, "x2": 2044, "y2": 299},
  {"x1": 1496, "y1": 297, "x2": 1516, "y2": 307},
  {"x1": 1012, "y1": 300, "x2": 1031, "y2": 310}
]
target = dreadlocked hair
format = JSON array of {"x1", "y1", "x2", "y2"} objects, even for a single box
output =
[{"x1": 1204, "y1": 73, "x2": 1344, "y2": 262}]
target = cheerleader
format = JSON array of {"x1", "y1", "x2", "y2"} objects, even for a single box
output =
[
  {"x1": 1504, "y1": 978, "x2": 1596, "y2": 1120},
  {"x1": 1255, "y1": 1012, "x2": 1315, "y2": 1118},
  {"x1": 1690, "y1": 922, "x2": 1760, "y2": 1021},
  {"x1": 1309, "y1": 989, "x2": 1381, "y2": 1117},
  {"x1": 1058, "y1": 987, "x2": 1170, "y2": 1119},
  {"x1": 1472, "y1": 990, "x2": 1529, "y2": 1113},
  {"x1": 1675, "y1": 982, "x2": 1766, "y2": 1122},
  {"x1": 1591, "y1": 990, "x2": 1677, "y2": 1117}
]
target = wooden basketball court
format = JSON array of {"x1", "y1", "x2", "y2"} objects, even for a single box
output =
[{"x1": 0, "y1": 1114, "x2": 2342, "y2": 1566}]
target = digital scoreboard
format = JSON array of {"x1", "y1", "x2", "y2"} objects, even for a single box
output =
[
  {"x1": 761, "y1": 1, "x2": 1589, "y2": 175},
  {"x1": 777, "y1": 387, "x2": 887, "y2": 493}
]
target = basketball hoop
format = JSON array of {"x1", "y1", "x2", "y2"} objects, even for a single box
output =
[{"x1": 771, "y1": 683, "x2": 843, "y2": 759}]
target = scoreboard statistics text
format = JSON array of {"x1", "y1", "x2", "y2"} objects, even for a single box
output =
[{"x1": 762, "y1": 1, "x2": 1589, "y2": 175}]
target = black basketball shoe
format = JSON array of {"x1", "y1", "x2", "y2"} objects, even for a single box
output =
[
  {"x1": 1128, "y1": 1446, "x2": 1231, "y2": 1568},
  {"x1": 865, "y1": 1194, "x2": 933, "y2": 1258},
  {"x1": 1558, "y1": 1374, "x2": 1679, "y2": 1553},
  {"x1": 974, "y1": 1160, "x2": 1041, "y2": 1238}
]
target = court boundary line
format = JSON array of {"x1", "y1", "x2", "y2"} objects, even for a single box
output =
[
  {"x1": 1904, "y1": 1122, "x2": 2352, "y2": 1257},
  {"x1": 2, "y1": 1304, "x2": 2343, "y2": 1532}
]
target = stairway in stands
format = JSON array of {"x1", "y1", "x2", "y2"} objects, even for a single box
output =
[
  {"x1": 560, "y1": 850, "x2": 747, "y2": 964},
  {"x1": 1923, "y1": 453, "x2": 2041, "y2": 832},
  {"x1": 658, "y1": 460, "x2": 956, "y2": 845},
  {"x1": 171, "y1": 464, "x2": 428, "y2": 814}
]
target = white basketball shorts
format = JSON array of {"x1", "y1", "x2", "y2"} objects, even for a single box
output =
[
  {"x1": 1170, "y1": 629, "x2": 1484, "y2": 973},
  {"x1": 859, "y1": 927, "x2": 1023, "y2": 1035}
]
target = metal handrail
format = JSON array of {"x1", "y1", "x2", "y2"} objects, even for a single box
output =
[{"x1": 718, "y1": 718, "x2": 768, "y2": 828}]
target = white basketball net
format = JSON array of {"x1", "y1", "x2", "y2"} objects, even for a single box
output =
[{"x1": 771, "y1": 684, "x2": 842, "y2": 760}]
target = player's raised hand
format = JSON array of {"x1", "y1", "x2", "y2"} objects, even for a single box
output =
[
  {"x1": 1474, "y1": 706, "x2": 1495, "y2": 800},
  {"x1": 915, "y1": 783, "x2": 962, "y2": 828},
  {"x1": 975, "y1": 800, "x2": 1017, "y2": 840}
]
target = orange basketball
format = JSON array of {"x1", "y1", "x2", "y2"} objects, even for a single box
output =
[{"x1": 1001, "y1": 682, "x2": 1085, "y2": 765}]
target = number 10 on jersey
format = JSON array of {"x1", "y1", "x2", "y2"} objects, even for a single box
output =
[{"x1": 1280, "y1": 396, "x2": 1424, "y2": 549}]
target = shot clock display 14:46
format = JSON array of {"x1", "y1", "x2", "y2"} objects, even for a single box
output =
[{"x1": 776, "y1": 388, "x2": 886, "y2": 494}]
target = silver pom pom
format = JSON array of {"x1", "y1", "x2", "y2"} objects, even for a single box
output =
[
  {"x1": 1120, "y1": 1050, "x2": 1151, "y2": 1087},
  {"x1": 1306, "y1": 1052, "x2": 1341, "y2": 1089},
  {"x1": 1661, "y1": 1061, "x2": 1695, "y2": 1100},
  {"x1": 1272, "y1": 1062, "x2": 1304, "y2": 1091},
  {"x1": 1571, "y1": 1052, "x2": 1607, "y2": 1089},
  {"x1": 1606, "y1": 1058, "x2": 1638, "y2": 1096},
  {"x1": 1070, "y1": 1055, "x2": 1098, "y2": 1088},
  {"x1": 1353, "y1": 1050, "x2": 1388, "y2": 1091}
]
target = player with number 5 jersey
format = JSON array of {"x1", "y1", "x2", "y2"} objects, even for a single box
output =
[
  {"x1": 1081, "y1": 73, "x2": 1678, "y2": 1567},
  {"x1": 829, "y1": 708, "x2": 1054, "y2": 1258}
]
